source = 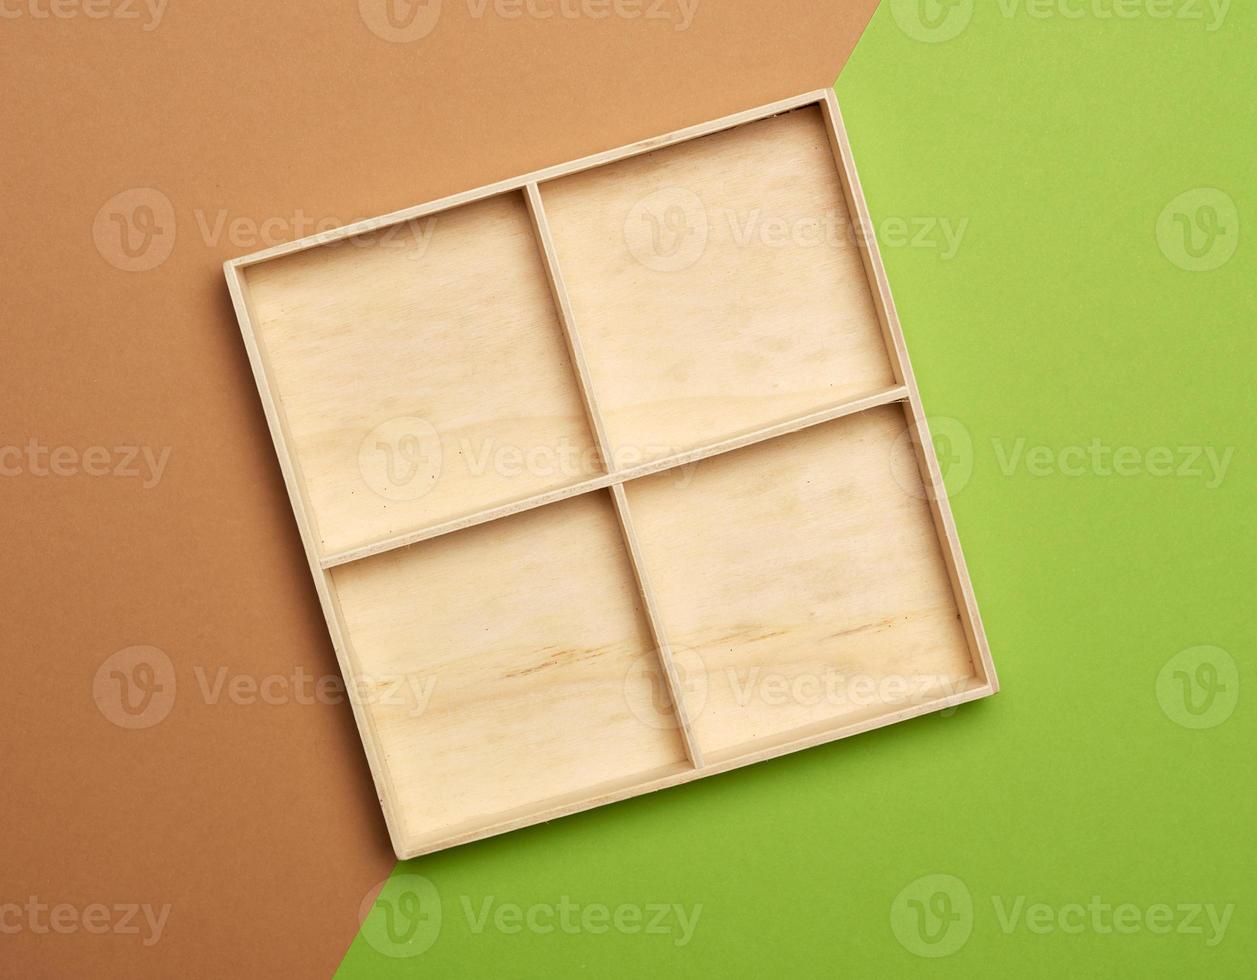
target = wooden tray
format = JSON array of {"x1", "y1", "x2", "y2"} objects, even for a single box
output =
[{"x1": 224, "y1": 90, "x2": 998, "y2": 859}]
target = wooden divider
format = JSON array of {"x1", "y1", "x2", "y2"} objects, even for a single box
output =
[
  {"x1": 318, "y1": 383, "x2": 910, "y2": 568},
  {"x1": 225, "y1": 89, "x2": 999, "y2": 858},
  {"x1": 818, "y1": 90, "x2": 997, "y2": 689},
  {"x1": 525, "y1": 182, "x2": 705, "y2": 769}
]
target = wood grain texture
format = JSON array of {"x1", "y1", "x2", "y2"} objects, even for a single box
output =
[
  {"x1": 226, "y1": 90, "x2": 996, "y2": 859},
  {"x1": 624, "y1": 405, "x2": 976, "y2": 760},
  {"x1": 820, "y1": 90, "x2": 998, "y2": 690},
  {"x1": 330, "y1": 491, "x2": 689, "y2": 853},
  {"x1": 243, "y1": 191, "x2": 599, "y2": 557},
  {"x1": 525, "y1": 180, "x2": 707, "y2": 769},
  {"x1": 319, "y1": 385, "x2": 911, "y2": 568},
  {"x1": 539, "y1": 106, "x2": 895, "y2": 464}
]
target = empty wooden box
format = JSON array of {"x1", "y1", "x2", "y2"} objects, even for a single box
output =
[{"x1": 225, "y1": 89, "x2": 998, "y2": 859}]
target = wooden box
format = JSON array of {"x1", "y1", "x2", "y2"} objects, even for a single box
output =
[{"x1": 224, "y1": 90, "x2": 998, "y2": 859}]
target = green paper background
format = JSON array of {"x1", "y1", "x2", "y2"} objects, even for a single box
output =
[{"x1": 338, "y1": 3, "x2": 1256, "y2": 975}]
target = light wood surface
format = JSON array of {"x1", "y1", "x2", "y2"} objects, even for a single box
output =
[
  {"x1": 226, "y1": 90, "x2": 998, "y2": 858},
  {"x1": 244, "y1": 191, "x2": 598, "y2": 557},
  {"x1": 319, "y1": 383, "x2": 910, "y2": 569},
  {"x1": 624, "y1": 405, "x2": 974, "y2": 760},
  {"x1": 540, "y1": 106, "x2": 894, "y2": 463},
  {"x1": 331, "y1": 492, "x2": 689, "y2": 852},
  {"x1": 820, "y1": 90, "x2": 997, "y2": 689},
  {"x1": 527, "y1": 180, "x2": 706, "y2": 769}
]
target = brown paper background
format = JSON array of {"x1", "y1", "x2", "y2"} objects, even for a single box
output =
[{"x1": 1, "y1": 2, "x2": 879, "y2": 974}]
